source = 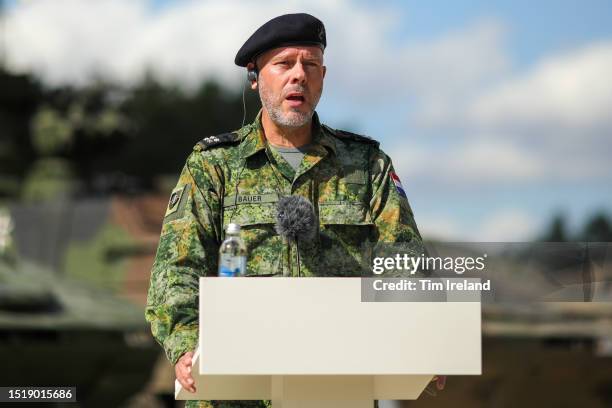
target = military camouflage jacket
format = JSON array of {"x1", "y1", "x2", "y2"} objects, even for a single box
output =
[{"x1": 145, "y1": 111, "x2": 423, "y2": 366}]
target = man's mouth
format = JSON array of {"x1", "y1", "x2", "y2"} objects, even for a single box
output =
[{"x1": 285, "y1": 92, "x2": 306, "y2": 105}]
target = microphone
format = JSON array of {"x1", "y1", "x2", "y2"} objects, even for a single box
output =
[
  {"x1": 275, "y1": 196, "x2": 317, "y2": 276},
  {"x1": 275, "y1": 196, "x2": 317, "y2": 243}
]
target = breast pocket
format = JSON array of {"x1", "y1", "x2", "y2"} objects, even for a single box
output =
[
  {"x1": 317, "y1": 201, "x2": 375, "y2": 276},
  {"x1": 222, "y1": 197, "x2": 282, "y2": 276}
]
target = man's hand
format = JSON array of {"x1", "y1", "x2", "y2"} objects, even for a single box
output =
[
  {"x1": 432, "y1": 375, "x2": 446, "y2": 390},
  {"x1": 175, "y1": 351, "x2": 196, "y2": 393}
]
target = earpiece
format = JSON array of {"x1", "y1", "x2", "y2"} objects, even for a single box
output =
[{"x1": 247, "y1": 66, "x2": 258, "y2": 82}]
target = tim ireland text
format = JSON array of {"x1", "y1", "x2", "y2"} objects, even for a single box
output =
[{"x1": 373, "y1": 278, "x2": 491, "y2": 292}]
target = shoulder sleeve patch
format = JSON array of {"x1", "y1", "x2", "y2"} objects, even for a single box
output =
[
  {"x1": 164, "y1": 183, "x2": 190, "y2": 219},
  {"x1": 194, "y1": 132, "x2": 240, "y2": 151},
  {"x1": 389, "y1": 171, "x2": 408, "y2": 198},
  {"x1": 329, "y1": 127, "x2": 380, "y2": 147}
]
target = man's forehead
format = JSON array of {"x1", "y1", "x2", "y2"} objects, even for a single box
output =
[{"x1": 258, "y1": 46, "x2": 323, "y2": 63}]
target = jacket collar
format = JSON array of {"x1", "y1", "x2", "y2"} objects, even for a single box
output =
[{"x1": 240, "y1": 110, "x2": 337, "y2": 159}]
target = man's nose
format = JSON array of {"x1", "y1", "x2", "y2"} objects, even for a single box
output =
[{"x1": 289, "y1": 61, "x2": 306, "y2": 84}]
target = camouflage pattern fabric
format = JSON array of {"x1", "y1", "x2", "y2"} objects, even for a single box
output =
[{"x1": 145, "y1": 111, "x2": 423, "y2": 407}]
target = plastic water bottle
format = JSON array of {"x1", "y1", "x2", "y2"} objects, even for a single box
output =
[{"x1": 218, "y1": 223, "x2": 247, "y2": 277}]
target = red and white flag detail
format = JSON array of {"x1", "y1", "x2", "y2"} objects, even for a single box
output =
[{"x1": 389, "y1": 171, "x2": 407, "y2": 198}]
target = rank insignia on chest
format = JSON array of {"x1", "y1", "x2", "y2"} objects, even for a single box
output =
[{"x1": 389, "y1": 171, "x2": 407, "y2": 198}]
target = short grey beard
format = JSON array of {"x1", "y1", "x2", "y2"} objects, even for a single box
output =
[
  {"x1": 258, "y1": 78, "x2": 317, "y2": 128},
  {"x1": 268, "y1": 104, "x2": 313, "y2": 128}
]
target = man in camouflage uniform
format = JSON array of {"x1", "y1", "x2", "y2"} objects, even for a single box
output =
[{"x1": 146, "y1": 13, "x2": 423, "y2": 408}]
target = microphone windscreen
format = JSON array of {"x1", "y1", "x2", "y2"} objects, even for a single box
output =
[{"x1": 275, "y1": 196, "x2": 317, "y2": 243}]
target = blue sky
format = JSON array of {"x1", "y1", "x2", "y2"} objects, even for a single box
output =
[
  {"x1": 390, "y1": 0, "x2": 612, "y2": 60},
  {"x1": 3, "y1": 0, "x2": 611, "y2": 240},
  {"x1": 147, "y1": 0, "x2": 612, "y2": 65}
]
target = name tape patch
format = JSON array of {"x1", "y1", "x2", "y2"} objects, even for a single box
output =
[{"x1": 223, "y1": 193, "x2": 279, "y2": 208}]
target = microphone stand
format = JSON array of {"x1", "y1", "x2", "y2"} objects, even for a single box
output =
[{"x1": 296, "y1": 240, "x2": 301, "y2": 277}]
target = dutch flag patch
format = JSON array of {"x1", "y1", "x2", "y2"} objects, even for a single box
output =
[{"x1": 389, "y1": 171, "x2": 407, "y2": 198}]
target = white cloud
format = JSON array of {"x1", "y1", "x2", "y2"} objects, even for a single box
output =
[
  {"x1": 4, "y1": 0, "x2": 508, "y2": 99},
  {"x1": 391, "y1": 131, "x2": 612, "y2": 187},
  {"x1": 324, "y1": 17, "x2": 510, "y2": 106},
  {"x1": 3, "y1": 0, "x2": 401, "y2": 88},
  {"x1": 3, "y1": 0, "x2": 282, "y2": 86},
  {"x1": 390, "y1": 139, "x2": 544, "y2": 186},
  {"x1": 467, "y1": 41, "x2": 612, "y2": 141},
  {"x1": 416, "y1": 209, "x2": 539, "y2": 241},
  {"x1": 400, "y1": 41, "x2": 612, "y2": 185}
]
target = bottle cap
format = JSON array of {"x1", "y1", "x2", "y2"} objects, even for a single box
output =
[{"x1": 226, "y1": 223, "x2": 241, "y2": 235}]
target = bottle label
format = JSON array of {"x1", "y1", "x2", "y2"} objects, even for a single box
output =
[{"x1": 218, "y1": 254, "x2": 246, "y2": 277}]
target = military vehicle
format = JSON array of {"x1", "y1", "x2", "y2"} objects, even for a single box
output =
[{"x1": 0, "y1": 208, "x2": 160, "y2": 407}]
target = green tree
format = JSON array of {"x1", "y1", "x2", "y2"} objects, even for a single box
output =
[
  {"x1": 0, "y1": 69, "x2": 41, "y2": 197},
  {"x1": 540, "y1": 213, "x2": 569, "y2": 242},
  {"x1": 2, "y1": 68, "x2": 261, "y2": 198},
  {"x1": 22, "y1": 84, "x2": 129, "y2": 200},
  {"x1": 581, "y1": 212, "x2": 612, "y2": 242},
  {"x1": 109, "y1": 76, "x2": 261, "y2": 189}
]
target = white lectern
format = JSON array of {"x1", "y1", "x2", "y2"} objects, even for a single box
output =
[{"x1": 176, "y1": 278, "x2": 481, "y2": 407}]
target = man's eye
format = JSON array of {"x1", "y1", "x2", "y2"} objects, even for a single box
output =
[{"x1": 276, "y1": 61, "x2": 289, "y2": 66}]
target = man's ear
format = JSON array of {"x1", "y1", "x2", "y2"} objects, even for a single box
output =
[{"x1": 322, "y1": 65, "x2": 327, "y2": 79}]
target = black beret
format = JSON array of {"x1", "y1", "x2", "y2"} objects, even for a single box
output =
[{"x1": 235, "y1": 13, "x2": 326, "y2": 67}]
